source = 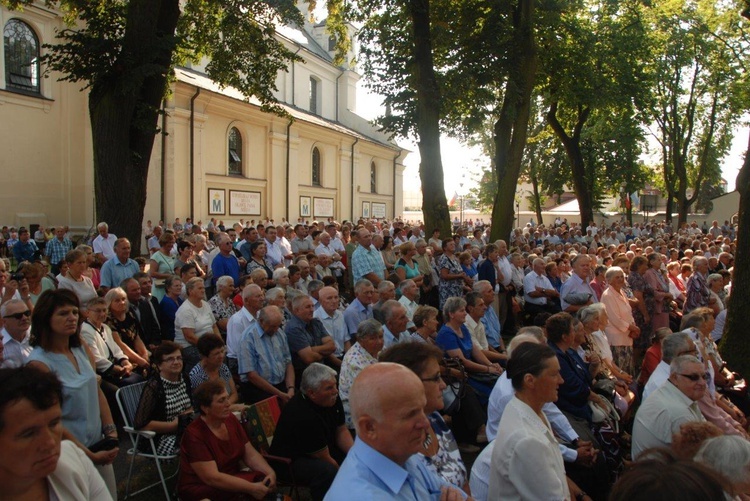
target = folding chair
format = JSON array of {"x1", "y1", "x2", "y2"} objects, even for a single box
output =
[
  {"x1": 242, "y1": 396, "x2": 302, "y2": 499},
  {"x1": 116, "y1": 382, "x2": 179, "y2": 499}
]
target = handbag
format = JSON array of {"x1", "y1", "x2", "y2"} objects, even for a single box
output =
[{"x1": 441, "y1": 358, "x2": 467, "y2": 415}]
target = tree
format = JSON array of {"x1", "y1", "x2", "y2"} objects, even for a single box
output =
[
  {"x1": 355, "y1": 0, "x2": 452, "y2": 237},
  {"x1": 538, "y1": 0, "x2": 651, "y2": 225},
  {"x1": 642, "y1": 0, "x2": 744, "y2": 226},
  {"x1": 714, "y1": 1, "x2": 750, "y2": 375},
  {"x1": 3, "y1": 0, "x2": 343, "y2": 253}
]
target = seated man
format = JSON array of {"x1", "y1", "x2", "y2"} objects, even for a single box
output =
[
  {"x1": 522, "y1": 258, "x2": 562, "y2": 317},
  {"x1": 325, "y1": 363, "x2": 466, "y2": 500},
  {"x1": 0, "y1": 299, "x2": 32, "y2": 368},
  {"x1": 372, "y1": 280, "x2": 396, "y2": 324},
  {"x1": 270, "y1": 363, "x2": 353, "y2": 501},
  {"x1": 132, "y1": 273, "x2": 163, "y2": 350},
  {"x1": 397, "y1": 279, "x2": 419, "y2": 329},
  {"x1": 343, "y1": 279, "x2": 374, "y2": 337},
  {"x1": 632, "y1": 355, "x2": 707, "y2": 459},
  {"x1": 100, "y1": 238, "x2": 140, "y2": 291},
  {"x1": 284, "y1": 295, "x2": 337, "y2": 387},
  {"x1": 237, "y1": 306, "x2": 295, "y2": 404},
  {"x1": 643, "y1": 332, "x2": 695, "y2": 401}
]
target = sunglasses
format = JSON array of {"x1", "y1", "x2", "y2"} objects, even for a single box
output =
[
  {"x1": 678, "y1": 372, "x2": 710, "y2": 382},
  {"x1": 3, "y1": 310, "x2": 31, "y2": 320}
]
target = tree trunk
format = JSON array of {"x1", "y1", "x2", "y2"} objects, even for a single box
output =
[
  {"x1": 546, "y1": 102, "x2": 594, "y2": 224},
  {"x1": 490, "y1": 0, "x2": 538, "y2": 242},
  {"x1": 90, "y1": 0, "x2": 180, "y2": 256},
  {"x1": 720, "y1": 129, "x2": 750, "y2": 374},
  {"x1": 531, "y1": 170, "x2": 543, "y2": 225},
  {"x1": 408, "y1": 0, "x2": 451, "y2": 238}
]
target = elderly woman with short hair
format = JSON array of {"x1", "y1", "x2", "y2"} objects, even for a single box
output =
[
  {"x1": 338, "y1": 319, "x2": 384, "y2": 428},
  {"x1": 601, "y1": 266, "x2": 640, "y2": 375},
  {"x1": 707, "y1": 273, "x2": 725, "y2": 313},
  {"x1": 208, "y1": 275, "x2": 238, "y2": 337},
  {"x1": 105, "y1": 286, "x2": 151, "y2": 370},
  {"x1": 436, "y1": 296, "x2": 502, "y2": 404},
  {"x1": 175, "y1": 277, "x2": 220, "y2": 374},
  {"x1": 695, "y1": 435, "x2": 750, "y2": 499}
]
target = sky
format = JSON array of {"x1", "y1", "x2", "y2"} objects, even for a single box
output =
[{"x1": 354, "y1": 81, "x2": 746, "y2": 198}]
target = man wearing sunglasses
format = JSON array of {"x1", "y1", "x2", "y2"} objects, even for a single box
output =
[
  {"x1": 632, "y1": 354, "x2": 707, "y2": 459},
  {"x1": 0, "y1": 299, "x2": 32, "y2": 368}
]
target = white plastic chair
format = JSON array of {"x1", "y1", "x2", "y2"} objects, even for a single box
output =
[{"x1": 116, "y1": 381, "x2": 179, "y2": 499}]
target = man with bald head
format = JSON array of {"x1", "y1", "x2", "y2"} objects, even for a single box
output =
[
  {"x1": 523, "y1": 258, "x2": 561, "y2": 317},
  {"x1": 325, "y1": 363, "x2": 466, "y2": 500}
]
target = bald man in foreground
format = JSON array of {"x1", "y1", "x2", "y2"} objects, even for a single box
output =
[{"x1": 324, "y1": 363, "x2": 468, "y2": 500}]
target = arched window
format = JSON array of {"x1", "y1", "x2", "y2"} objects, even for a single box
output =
[
  {"x1": 3, "y1": 19, "x2": 40, "y2": 94},
  {"x1": 312, "y1": 147, "x2": 321, "y2": 186},
  {"x1": 370, "y1": 161, "x2": 377, "y2": 193},
  {"x1": 228, "y1": 127, "x2": 242, "y2": 175}
]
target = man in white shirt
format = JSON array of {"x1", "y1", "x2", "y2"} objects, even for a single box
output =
[
  {"x1": 0, "y1": 299, "x2": 32, "y2": 368},
  {"x1": 92, "y1": 222, "x2": 117, "y2": 262},
  {"x1": 264, "y1": 226, "x2": 287, "y2": 268},
  {"x1": 225, "y1": 284, "x2": 264, "y2": 374},
  {"x1": 523, "y1": 258, "x2": 561, "y2": 317},
  {"x1": 316, "y1": 232, "x2": 346, "y2": 278},
  {"x1": 632, "y1": 355, "x2": 707, "y2": 459},
  {"x1": 314, "y1": 286, "x2": 350, "y2": 359},
  {"x1": 560, "y1": 254, "x2": 596, "y2": 313},
  {"x1": 643, "y1": 332, "x2": 695, "y2": 401}
]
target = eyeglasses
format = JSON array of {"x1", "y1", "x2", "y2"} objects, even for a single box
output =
[
  {"x1": 3, "y1": 310, "x2": 31, "y2": 320},
  {"x1": 163, "y1": 356, "x2": 183, "y2": 363},
  {"x1": 420, "y1": 373, "x2": 443, "y2": 384},
  {"x1": 678, "y1": 373, "x2": 709, "y2": 382}
]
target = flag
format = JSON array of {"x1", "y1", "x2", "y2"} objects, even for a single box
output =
[{"x1": 448, "y1": 191, "x2": 458, "y2": 206}]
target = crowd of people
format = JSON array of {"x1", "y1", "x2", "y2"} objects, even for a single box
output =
[{"x1": 0, "y1": 214, "x2": 743, "y2": 500}]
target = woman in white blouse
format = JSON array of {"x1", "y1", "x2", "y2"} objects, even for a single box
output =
[
  {"x1": 175, "y1": 277, "x2": 219, "y2": 374},
  {"x1": 488, "y1": 341, "x2": 571, "y2": 501}
]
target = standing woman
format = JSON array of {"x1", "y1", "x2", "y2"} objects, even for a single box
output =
[
  {"x1": 149, "y1": 232, "x2": 177, "y2": 302},
  {"x1": 160, "y1": 275, "x2": 183, "y2": 342},
  {"x1": 105, "y1": 287, "x2": 151, "y2": 372},
  {"x1": 57, "y1": 249, "x2": 98, "y2": 310},
  {"x1": 438, "y1": 239, "x2": 469, "y2": 310},
  {"x1": 394, "y1": 241, "x2": 424, "y2": 287},
  {"x1": 627, "y1": 256, "x2": 654, "y2": 358},
  {"x1": 26, "y1": 289, "x2": 120, "y2": 498},
  {"x1": 644, "y1": 253, "x2": 672, "y2": 331},
  {"x1": 601, "y1": 266, "x2": 640, "y2": 376},
  {"x1": 175, "y1": 277, "x2": 220, "y2": 373},
  {"x1": 380, "y1": 235, "x2": 398, "y2": 274}
]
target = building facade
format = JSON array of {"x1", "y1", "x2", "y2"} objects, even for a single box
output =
[{"x1": 0, "y1": 3, "x2": 406, "y2": 234}]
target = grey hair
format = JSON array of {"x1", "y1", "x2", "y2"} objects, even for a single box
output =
[
  {"x1": 662, "y1": 332, "x2": 692, "y2": 363},
  {"x1": 104, "y1": 287, "x2": 129, "y2": 309},
  {"x1": 578, "y1": 305, "x2": 600, "y2": 325},
  {"x1": 669, "y1": 354, "x2": 702, "y2": 375},
  {"x1": 517, "y1": 326, "x2": 545, "y2": 341},
  {"x1": 707, "y1": 273, "x2": 723, "y2": 285},
  {"x1": 507, "y1": 333, "x2": 542, "y2": 356},
  {"x1": 97, "y1": 222, "x2": 108, "y2": 231},
  {"x1": 695, "y1": 435, "x2": 750, "y2": 481},
  {"x1": 0, "y1": 299, "x2": 26, "y2": 317},
  {"x1": 242, "y1": 283, "x2": 262, "y2": 300},
  {"x1": 300, "y1": 362, "x2": 337, "y2": 394},
  {"x1": 357, "y1": 318, "x2": 383, "y2": 340},
  {"x1": 265, "y1": 287, "x2": 286, "y2": 302},
  {"x1": 415, "y1": 238, "x2": 427, "y2": 247},
  {"x1": 472, "y1": 279, "x2": 492, "y2": 293},
  {"x1": 381, "y1": 299, "x2": 405, "y2": 323},
  {"x1": 377, "y1": 280, "x2": 395, "y2": 292},
  {"x1": 257, "y1": 305, "x2": 282, "y2": 327},
  {"x1": 680, "y1": 312, "x2": 706, "y2": 331},
  {"x1": 604, "y1": 266, "x2": 624, "y2": 282},
  {"x1": 291, "y1": 292, "x2": 311, "y2": 312},
  {"x1": 185, "y1": 276, "x2": 204, "y2": 293},
  {"x1": 307, "y1": 280, "x2": 325, "y2": 295},
  {"x1": 354, "y1": 279, "x2": 374, "y2": 294},
  {"x1": 272, "y1": 268, "x2": 289, "y2": 281},
  {"x1": 443, "y1": 296, "x2": 467, "y2": 319},
  {"x1": 216, "y1": 275, "x2": 235, "y2": 288},
  {"x1": 399, "y1": 279, "x2": 416, "y2": 291}
]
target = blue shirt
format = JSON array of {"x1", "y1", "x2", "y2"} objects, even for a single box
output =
[
  {"x1": 325, "y1": 438, "x2": 465, "y2": 501},
  {"x1": 383, "y1": 325, "x2": 411, "y2": 349},
  {"x1": 45, "y1": 237, "x2": 73, "y2": 265},
  {"x1": 211, "y1": 253, "x2": 240, "y2": 285},
  {"x1": 237, "y1": 322, "x2": 291, "y2": 385},
  {"x1": 100, "y1": 257, "x2": 140, "y2": 288},
  {"x1": 12, "y1": 239, "x2": 38, "y2": 263},
  {"x1": 435, "y1": 324, "x2": 474, "y2": 359},
  {"x1": 343, "y1": 298, "x2": 373, "y2": 337},
  {"x1": 352, "y1": 244, "x2": 385, "y2": 283},
  {"x1": 480, "y1": 307, "x2": 501, "y2": 349}
]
